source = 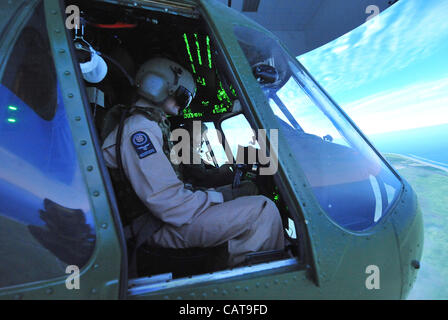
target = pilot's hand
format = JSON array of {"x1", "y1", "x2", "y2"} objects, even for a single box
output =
[
  {"x1": 218, "y1": 164, "x2": 234, "y2": 175},
  {"x1": 216, "y1": 180, "x2": 259, "y2": 202}
]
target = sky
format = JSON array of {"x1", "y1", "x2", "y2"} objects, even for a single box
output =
[{"x1": 297, "y1": 0, "x2": 448, "y2": 135}]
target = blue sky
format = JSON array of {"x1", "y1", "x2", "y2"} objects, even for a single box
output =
[{"x1": 298, "y1": 0, "x2": 448, "y2": 135}]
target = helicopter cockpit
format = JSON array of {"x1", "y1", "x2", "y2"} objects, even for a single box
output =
[{"x1": 67, "y1": 0, "x2": 301, "y2": 279}]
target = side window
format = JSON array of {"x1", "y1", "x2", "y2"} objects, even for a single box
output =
[
  {"x1": 233, "y1": 25, "x2": 402, "y2": 231},
  {"x1": 221, "y1": 114, "x2": 260, "y2": 159},
  {"x1": 201, "y1": 122, "x2": 228, "y2": 167},
  {"x1": 0, "y1": 3, "x2": 96, "y2": 288}
]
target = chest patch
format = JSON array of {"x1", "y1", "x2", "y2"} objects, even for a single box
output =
[{"x1": 131, "y1": 131, "x2": 156, "y2": 159}]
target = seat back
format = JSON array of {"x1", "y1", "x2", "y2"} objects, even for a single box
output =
[{"x1": 137, "y1": 243, "x2": 229, "y2": 278}]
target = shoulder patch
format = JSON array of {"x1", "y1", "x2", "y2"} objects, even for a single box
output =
[{"x1": 131, "y1": 131, "x2": 157, "y2": 159}]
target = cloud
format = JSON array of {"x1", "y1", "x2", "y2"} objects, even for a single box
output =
[
  {"x1": 298, "y1": 0, "x2": 448, "y2": 94},
  {"x1": 332, "y1": 45, "x2": 349, "y2": 54},
  {"x1": 273, "y1": 74, "x2": 448, "y2": 136},
  {"x1": 341, "y1": 78, "x2": 448, "y2": 134}
]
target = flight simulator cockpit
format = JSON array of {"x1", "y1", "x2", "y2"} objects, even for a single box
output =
[{"x1": 0, "y1": 0, "x2": 423, "y2": 300}]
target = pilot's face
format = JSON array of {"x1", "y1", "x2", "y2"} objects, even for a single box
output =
[{"x1": 162, "y1": 97, "x2": 181, "y2": 116}]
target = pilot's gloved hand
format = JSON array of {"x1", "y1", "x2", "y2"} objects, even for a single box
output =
[
  {"x1": 218, "y1": 163, "x2": 234, "y2": 175},
  {"x1": 216, "y1": 180, "x2": 259, "y2": 202},
  {"x1": 202, "y1": 164, "x2": 234, "y2": 187},
  {"x1": 217, "y1": 164, "x2": 235, "y2": 182}
]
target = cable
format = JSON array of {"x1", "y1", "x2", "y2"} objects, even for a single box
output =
[{"x1": 99, "y1": 52, "x2": 135, "y2": 87}]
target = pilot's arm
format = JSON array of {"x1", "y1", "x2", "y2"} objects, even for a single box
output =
[{"x1": 104, "y1": 117, "x2": 224, "y2": 227}]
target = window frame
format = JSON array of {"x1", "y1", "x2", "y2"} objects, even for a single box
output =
[{"x1": 56, "y1": 0, "x2": 128, "y2": 299}]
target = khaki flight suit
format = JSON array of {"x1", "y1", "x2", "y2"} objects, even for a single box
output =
[{"x1": 102, "y1": 112, "x2": 284, "y2": 267}]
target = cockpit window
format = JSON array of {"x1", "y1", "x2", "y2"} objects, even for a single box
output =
[
  {"x1": 200, "y1": 122, "x2": 228, "y2": 167},
  {"x1": 271, "y1": 77, "x2": 350, "y2": 148},
  {"x1": 221, "y1": 114, "x2": 261, "y2": 159},
  {"x1": 233, "y1": 25, "x2": 403, "y2": 231}
]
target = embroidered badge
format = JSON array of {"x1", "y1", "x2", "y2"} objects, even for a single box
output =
[{"x1": 131, "y1": 131, "x2": 156, "y2": 159}]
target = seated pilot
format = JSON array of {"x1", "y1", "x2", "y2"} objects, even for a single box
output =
[{"x1": 101, "y1": 57, "x2": 284, "y2": 267}]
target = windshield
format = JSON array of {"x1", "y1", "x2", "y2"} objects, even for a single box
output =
[{"x1": 234, "y1": 25, "x2": 402, "y2": 231}]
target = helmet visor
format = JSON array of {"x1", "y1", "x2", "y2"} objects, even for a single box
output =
[{"x1": 174, "y1": 86, "x2": 193, "y2": 110}]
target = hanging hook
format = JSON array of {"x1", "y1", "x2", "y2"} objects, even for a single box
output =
[{"x1": 73, "y1": 19, "x2": 96, "y2": 54}]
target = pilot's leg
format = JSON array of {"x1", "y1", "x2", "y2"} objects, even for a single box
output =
[{"x1": 149, "y1": 195, "x2": 284, "y2": 267}]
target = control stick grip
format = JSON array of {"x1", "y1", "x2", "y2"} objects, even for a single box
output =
[{"x1": 232, "y1": 164, "x2": 246, "y2": 189}]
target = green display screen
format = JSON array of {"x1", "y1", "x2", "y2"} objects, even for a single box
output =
[{"x1": 182, "y1": 33, "x2": 237, "y2": 119}]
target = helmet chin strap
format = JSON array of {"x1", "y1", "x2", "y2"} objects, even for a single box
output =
[
  {"x1": 135, "y1": 97, "x2": 158, "y2": 108},
  {"x1": 135, "y1": 97, "x2": 178, "y2": 117},
  {"x1": 162, "y1": 96, "x2": 181, "y2": 116}
]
